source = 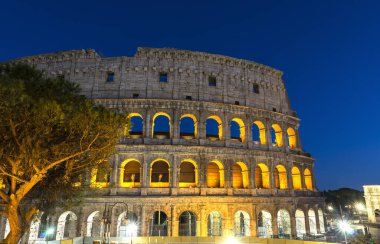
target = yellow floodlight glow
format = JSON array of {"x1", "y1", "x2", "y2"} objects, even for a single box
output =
[{"x1": 224, "y1": 236, "x2": 240, "y2": 244}]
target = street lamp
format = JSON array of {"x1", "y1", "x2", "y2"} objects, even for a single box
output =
[
  {"x1": 224, "y1": 236, "x2": 240, "y2": 244},
  {"x1": 101, "y1": 202, "x2": 130, "y2": 244},
  {"x1": 338, "y1": 220, "x2": 353, "y2": 244}
]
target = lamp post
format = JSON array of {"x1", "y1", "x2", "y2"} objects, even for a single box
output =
[{"x1": 101, "y1": 202, "x2": 131, "y2": 244}]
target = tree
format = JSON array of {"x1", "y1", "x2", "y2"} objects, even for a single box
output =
[{"x1": 0, "y1": 64, "x2": 126, "y2": 243}]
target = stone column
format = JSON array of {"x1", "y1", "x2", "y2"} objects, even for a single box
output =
[
  {"x1": 290, "y1": 213, "x2": 297, "y2": 238},
  {"x1": 173, "y1": 110, "x2": 180, "y2": 139},
  {"x1": 140, "y1": 205, "x2": 147, "y2": 236},
  {"x1": 244, "y1": 117, "x2": 251, "y2": 148},
  {"x1": 145, "y1": 110, "x2": 153, "y2": 139},
  {"x1": 224, "y1": 114, "x2": 230, "y2": 141},
  {"x1": 304, "y1": 208, "x2": 310, "y2": 234},
  {"x1": 287, "y1": 164, "x2": 293, "y2": 190},
  {"x1": 225, "y1": 160, "x2": 232, "y2": 189},
  {"x1": 142, "y1": 156, "x2": 149, "y2": 189},
  {"x1": 250, "y1": 206, "x2": 257, "y2": 237},
  {"x1": 282, "y1": 122, "x2": 289, "y2": 152},
  {"x1": 265, "y1": 120, "x2": 272, "y2": 149},
  {"x1": 300, "y1": 164, "x2": 306, "y2": 190},
  {"x1": 315, "y1": 207, "x2": 321, "y2": 233},
  {"x1": 269, "y1": 160, "x2": 275, "y2": 189},
  {"x1": 271, "y1": 209, "x2": 278, "y2": 237},
  {"x1": 311, "y1": 166, "x2": 317, "y2": 191},
  {"x1": 171, "y1": 206, "x2": 179, "y2": 237}
]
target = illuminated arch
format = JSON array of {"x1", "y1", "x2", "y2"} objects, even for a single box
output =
[
  {"x1": 206, "y1": 116, "x2": 223, "y2": 140},
  {"x1": 292, "y1": 166, "x2": 302, "y2": 190},
  {"x1": 234, "y1": 211, "x2": 250, "y2": 236},
  {"x1": 28, "y1": 216, "x2": 40, "y2": 242},
  {"x1": 257, "y1": 210, "x2": 272, "y2": 237},
  {"x1": 277, "y1": 209, "x2": 291, "y2": 237},
  {"x1": 152, "y1": 112, "x2": 171, "y2": 139},
  {"x1": 287, "y1": 127, "x2": 297, "y2": 149},
  {"x1": 179, "y1": 159, "x2": 198, "y2": 188},
  {"x1": 117, "y1": 211, "x2": 138, "y2": 237},
  {"x1": 318, "y1": 209, "x2": 325, "y2": 233},
  {"x1": 126, "y1": 113, "x2": 143, "y2": 138},
  {"x1": 120, "y1": 159, "x2": 141, "y2": 188},
  {"x1": 86, "y1": 211, "x2": 101, "y2": 237},
  {"x1": 232, "y1": 162, "x2": 249, "y2": 189},
  {"x1": 308, "y1": 209, "x2": 317, "y2": 234},
  {"x1": 230, "y1": 118, "x2": 245, "y2": 142},
  {"x1": 304, "y1": 168, "x2": 313, "y2": 190},
  {"x1": 56, "y1": 211, "x2": 77, "y2": 240},
  {"x1": 180, "y1": 114, "x2": 198, "y2": 139},
  {"x1": 90, "y1": 162, "x2": 110, "y2": 188},
  {"x1": 208, "y1": 211, "x2": 222, "y2": 236},
  {"x1": 255, "y1": 163, "x2": 270, "y2": 189},
  {"x1": 274, "y1": 164, "x2": 288, "y2": 189},
  {"x1": 252, "y1": 121, "x2": 266, "y2": 144},
  {"x1": 295, "y1": 209, "x2": 306, "y2": 238},
  {"x1": 150, "y1": 159, "x2": 170, "y2": 187},
  {"x1": 271, "y1": 124, "x2": 283, "y2": 147},
  {"x1": 207, "y1": 160, "x2": 225, "y2": 188}
]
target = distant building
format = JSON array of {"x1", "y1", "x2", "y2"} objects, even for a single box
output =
[{"x1": 1, "y1": 48, "x2": 325, "y2": 242}]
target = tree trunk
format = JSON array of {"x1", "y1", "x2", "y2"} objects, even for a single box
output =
[{"x1": 4, "y1": 205, "x2": 22, "y2": 244}]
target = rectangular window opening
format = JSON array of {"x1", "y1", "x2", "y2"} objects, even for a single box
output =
[
  {"x1": 186, "y1": 96, "x2": 192, "y2": 100},
  {"x1": 133, "y1": 93, "x2": 139, "y2": 99},
  {"x1": 235, "y1": 101, "x2": 240, "y2": 105},
  {"x1": 253, "y1": 84, "x2": 260, "y2": 94},
  {"x1": 159, "y1": 72, "x2": 168, "y2": 82},
  {"x1": 208, "y1": 76, "x2": 217, "y2": 87},
  {"x1": 106, "y1": 72, "x2": 115, "y2": 82}
]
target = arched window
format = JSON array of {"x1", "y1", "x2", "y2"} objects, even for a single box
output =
[
  {"x1": 37, "y1": 213, "x2": 48, "y2": 239},
  {"x1": 375, "y1": 209, "x2": 380, "y2": 222},
  {"x1": 150, "y1": 211, "x2": 168, "y2": 236},
  {"x1": 180, "y1": 114, "x2": 197, "y2": 139},
  {"x1": 230, "y1": 118, "x2": 245, "y2": 142},
  {"x1": 287, "y1": 127, "x2": 296, "y2": 149},
  {"x1": 274, "y1": 165, "x2": 288, "y2": 189},
  {"x1": 179, "y1": 161, "x2": 197, "y2": 188},
  {"x1": 208, "y1": 211, "x2": 222, "y2": 236},
  {"x1": 308, "y1": 209, "x2": 317, "y2": 234},
  {"x1": 271, "y1": 124, "x2": 283, "y2": 147},
  {"x1": 292, "y1": 167, "x2": 302, "y2": 190},
  {"x1": 255, "y1": 163, "x2": 270, "y2": 189},
  {"x1": 91, "y1": 163, "x2": 111, "y2": 188},
  {"x1": 257, "y1": 210, "x2": 272, "y2": 238},
  {"x1": 318, "y1": 209, "x2": 325, "y2": 233},
  {"x1": 179, "y1": 211, "x2": 197, "y2": 236},
  {"x1": 86, "y1": 211, "x2": 101, "y2": 237},
  {"x1": 28, "y1": 216, "x2": 40, "y2": 242},
  {"x1": 117, "y1": 211, "x2": 138, "y2": 237},
  {"x1": 252, "y1": 121, "x2": 266, "y2": 145},
  {"x1": 150, "y1": 160, "x2": 170, "y2": 187},
  {"x1": 304, "y1": 169, "x2": 313, "y2": 190},
  {"x1": 121, "y1": 160, "x2": 141, "y2": 187},
  {"x1": 206, "y1": 116, "x2": 222, "y2": 140},
  {"x1": 234, "y1": 211, "x2": 250, "y2": 236},
  {"x1": 127, "y1": 113, "x2": 143, "y2": 138},
  {"x1": 277, "y1": 209, "x2": 291, "y2": 238},
  {"x1": 232, "y1": 162, "x2": 249, "y2": 189},
  {"x1": 207, "y1": 161, "x2": 224, "y2": 188},
  {"x1": 56, "y1": 211, "x2": 77, "y2": 240},
  {"x1": 152, "y1": 112, "x2": 171, "y2": 139},
  {"x1": 295, "y1": 209, "x2": 306, "y2": 238}
]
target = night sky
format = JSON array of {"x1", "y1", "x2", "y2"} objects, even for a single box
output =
[{"x1": 1, "y1": 0, "x2": 379, "y2": 190}]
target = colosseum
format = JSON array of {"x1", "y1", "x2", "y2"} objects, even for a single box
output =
[{"x1": 1, "y1": 48, "x2": 325, "y2": 243}]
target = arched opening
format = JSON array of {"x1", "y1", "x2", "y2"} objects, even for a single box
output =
[
  {"x1": 295, "y1": 209, "x2": 306, "y2": 238},
  {"x1": 304, "y1": 169, "x2": 313, "y2": 190},
  {"x1": 28, "y1": 215, "x2": 41, "y2": 242},
  {"x1": 121, "y1": 159, "x2": 141, "y2": 188},
  {"x1": 179, "y1": 211, "x2": 197, "y2": 236},
  {"x1": 234, "y1": 211, "x2": 250, "y2": 236},
  {"x1": 271, "y1": 124, "x2": 283, "y2": 147},
  {"x1": 180, "y1": 114, "x2": 197, "y2": 139},
  {"x1": 179, "y1": 160, "x2": 198, "y2": 188},
  {"x1": 257, "y1": 210, "x2": 272, "y2": 238},
  {"x1": 292, "y1": 167, "x2": 302, "y2": 190},
  {"x1": 375, "y1": 209, "x2": 380, "y2": 222},
  {"x1": 230, "y1": 118, "x2": 245, "y2": 142},
  {"x1": 56, "y1": 211, "x2": 77, "y2": 240},
  {"x1": 318, "y1": 209, "x2": 325, "y2": 233},
  {"x1": 36, "y1": 213, "x2": 49, "y2": 239},
  {"x1": 150, "y1": 160, "x2": 170, "y2": 187},
  {"x1": 274, "y1": 165, "x2": 288, "y2": 189},
  {"x1": 252, "y1": 121, "x2": 266, "y2": 145},
  {"x1": 86, "y1": 211, "x2": 102, "y2": 237},
  {"x1": 117, "y1": 211, "x2": 138, "y2": 237},
  {"x1": 207, "y1": 161, "x2": 224, "y2": 188},
  {"x1": 127, "y1": 113, "x2": 143, "y2": 138},
  {"x1": 255, "y1": 163, "x2": 270, "y2": 189},
  {"x1": 208, "y1": 211, "x2": 222, "y2": 236},
  {"x1": 277, "y1": 209, "x2": 291, "y2": 238},
  {"x1": 287, "y1": 127, "x2": 297, "y2": 149},
  {"x1": 150, "y1": 211, "x2": 168, "y2": 236},
  {"x1": 232, "y1": 162, "x2": 249, "y2": 189},
  {"x1": 206, "y1": 116, "x2": 222, "y2": 141},
  {"x1": 308, "y1": 209, "x2": 317, "y2": 234},
  {"x1": 152, "y1": 112, "x2": 171, "y2": 139},
  {"x1": 91, "y1": 162, "x2": 111, "y2": 188}
]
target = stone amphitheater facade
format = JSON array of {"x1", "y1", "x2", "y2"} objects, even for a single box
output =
[{"x1": 1, "y1": 48, "x2": 325, "y2": 242}]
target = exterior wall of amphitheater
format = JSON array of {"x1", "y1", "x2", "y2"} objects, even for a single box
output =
[{"x1": 1, "y1": 48, "x2": 325, "y2": 242}]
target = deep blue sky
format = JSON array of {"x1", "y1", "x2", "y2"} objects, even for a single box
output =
[{"x1": 1, "y1": 0, "x2": 379, "y2": 190}]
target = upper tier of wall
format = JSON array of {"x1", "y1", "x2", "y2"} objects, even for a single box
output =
[{"x1": 10, "y1": 48, "x2": 295, "y2": 116}]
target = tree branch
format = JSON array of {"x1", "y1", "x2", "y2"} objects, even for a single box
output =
[
  {"x1": 0, "y1": 166, "x2": 28, "y2": 183},
  {"x1": 0, "y1": 190, "x2": 9, "y2": 203}
]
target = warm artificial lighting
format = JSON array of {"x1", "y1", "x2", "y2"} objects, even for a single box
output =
[
  {"x1": 46, "y1": 227, "x2": 55, "y2": 235},
  {"x1": 338, "y1": 220, "x2": 353, "y2": 234},
  {"x1": 355, "y1": 202, "x2": 366, "y2": 212},
  {"x1": 327, "y1": 205, "x2": 334, "y2": 211},
  {"x1": 224, "y1": 236, "x2": 240, "y2": 244},
  {"x1": 126, "y1": 223, "x2": 138, "y2": 237}
]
